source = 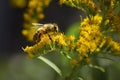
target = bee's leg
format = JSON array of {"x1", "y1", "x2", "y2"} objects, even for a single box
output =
[
  {"x1": 48, "y1": 34, "x2": 53, "y2": 41},
  {"x1": 47, "y1": 34, "x2": 54, "y2": 50},
  {"x1": 37, "y1": 33, "x2": 41, "y2": 42}
]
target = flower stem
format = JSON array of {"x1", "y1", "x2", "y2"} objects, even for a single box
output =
[{"x1": 65, "y1": 65, "x2": 78, "y2": 80}]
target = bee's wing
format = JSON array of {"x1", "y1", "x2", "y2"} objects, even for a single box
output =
[{"x1": 32, "y1": 23, "x2": 44, "y2": 28}]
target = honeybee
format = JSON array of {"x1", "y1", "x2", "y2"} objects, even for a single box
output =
[{"x1": 32, "y1": 23, "x2": 59, "y2": 43}]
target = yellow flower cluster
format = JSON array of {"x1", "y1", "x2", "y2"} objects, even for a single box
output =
[
  {"x1": 108, "y1": 12, "x2": 120, "y2": 32},
  {"x1": 23, "y1": 33, "x2": 52, "y2": 58},
  {"x1": 76, "y1": 25, "x2": 103, "y2": 57},
  {"x1": 50, "y1": 33, "x2": 67, "y2": 46},
  {"x1": 79, "y1": 0, "x2": 95, "y2": 9},
  {"x1": 73, "y1": 13, "x2": 120, "y2": 64},
  {"x1": 59, "y1": 0, "x2": 99, "y2": 13},
  {"x1": 59, "y1": 0, "x2": 95, "y2": 7},
  {"x1": 22, "y1": 0, "x2": 51, "y2": 41},
  {"x1": 81, "y1": 14, "x2": 102, "y2": 26},
  {"x1": 59, "y1": 0, "x2": 66, "y2": 5},
  {"x1": 23, "y1": 32, "x2": 75, "y2": 58},
  {"x1": 10, "y1": 0, "x2": 27, "y2": 8},
  {"x1": 75, "y1": 14, "x2": 105, "y2": 60},
  {"x1": 106, "y1": 36, "x2": 120, "y2": 52},
  {"x1": 66, "y1": 35, "x2": 75, "y2": 51},
  {"x1": 110, "y1": 0, "x2": 115, "y2": 8}
]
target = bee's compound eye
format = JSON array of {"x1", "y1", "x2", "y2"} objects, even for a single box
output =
[
  {"x1": 53, "y1": 24, "x2": 58, "y2": 32},
  {"x1": 54, "y1": 26, "x2": 56, "y2": 29},
  {"x1": 53, "y1": 26, "x2": 57, "y2": 32}
]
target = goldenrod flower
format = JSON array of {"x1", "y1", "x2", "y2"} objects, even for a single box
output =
[
  {"x1": 23, "y1": 32, "x2": 71, "y2": 57},
  {"x1": 70, "y1": 59, "x2": 78, "y2": 65},
  {"x1": 59, "y1": 0, "x2": 67, "y2": 5},
  {"x1": 76, "y1": 14, "x2": 105, "y2": 58},
  {"x1": 107, "y1": 36, "x2": 120, "y2": 52},
  {"x1": 10, "y1": 0, "x2": 27, "y2": 8},
  {"x1": 85, "y1": 57, "x2": 91, "y2": 64},
  {"x1": 23, "y1": 33, "x2": 52, "y2": 57},
  {"x1": 50, "y1": 33, "x2": 67, "y2": 46},
  {"x1": 88, "y1": 0, "x2": 95, "y2": 9},
  {"x1": 23, "y1": 46, "x2": 34, "y2": 58},
  {"x1": 28, "y1": 0, "x2": 37, "y2": 8},
  {"x1": 76, "y1": 45, "x2": 88, "y2": 57},
  {"x1": 112, "y1": 14, "x2": 120, "y2": 32},
  {"x1": 81, "y1": 14, "x2": 102, "y2": 26},
  {"x1": 23, "y1": 13, "x2": 31, "y2": 22},
  {"x1": 99, "y1": 39, "x2": 106, "y2": 48},
  {"x1": 38, "y1": 13, "x2": 45, "y2": 19},
  {"x1": 67, "y1": 35, "x2": 75, "y2": 41},
  {"x1": 78, "y1": 56, "x2": 83, "y2": 62},
  {"x1": 22, "y1": 28, "x2": 36, "y2": 41}
]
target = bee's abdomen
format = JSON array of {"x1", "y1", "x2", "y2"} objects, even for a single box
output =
[{"x1": 33, "y1": 31, "x2": 41, "y2": 43}]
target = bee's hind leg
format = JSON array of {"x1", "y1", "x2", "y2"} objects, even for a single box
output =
[{"x1": 48, "y1": 34, "x2": 53, "y2": 42}]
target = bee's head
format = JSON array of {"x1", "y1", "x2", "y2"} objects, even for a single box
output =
[{"x1": 53, "y1": 23, "x2": 59, "y2": 32}]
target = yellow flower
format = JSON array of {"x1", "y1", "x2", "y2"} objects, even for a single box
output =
[
  {"x1": 68, "y1": 35, "x2": 75, "y2": 41},
  {"x1": 23, "y1": 13, "x2": 31, "y2": 21},
  {"x1": 85, "y1": 57, "x2": 91, "y2": 64},
  {"x1": 23, "y1": 32, "x2": 68, "y2": 57},
  {"x1": 76, "y1": 45, "x2": 88, "y2": 57},
  {"x1": 10, "y1": 0, "x2": 27, "y2": 8},
  {"x1": 59, "y1": 0, "x2": 67, "y2": 5},
  {"x1": 23, "y1": 34, "x2": 52, "y2": 57},
  {"x1": 59, "y1": 0, "x2": 95, "y2": 11},
  {"x1": 22, "y1": 28, "x2": 36, "y2": 41},
  {"x1": 89, "y1": 41, "x2": 97, "y2": 52},
  {"x1": 70, "y1": 59, "x2": 78, "y2": 65},
  {"x1": 43, "y1": 0, "x2": 51, "y2": 6},
  {"x1": 110, "y1": 0, "x2": 115, "y2": 8},
  {"x1": 38, "y1": 13, "x2": 45, "y2": 19},
  {"x1": 28, "y1": 0, "x2": 37, "y2": 8},
  {"x1": 39, "y1": 34, "x2": 52, "y2": 45},
  {"x1": 107, "y1": 37, "x2": 120, "y2": 52},
  {"x1": 36, "y1": 7, "x2": 43, "y2": 13},
  {"x1": 23, "y1": 46, "x2": 34, "y2": 58},
  {"x1": 81, "y1": 14, "x2": 102, "y2": 26},
  {"x1": 99, "y1": 39, "x2": 106, "y2": 48},
  {"x1": 78, "y1": 56, "x2": 83, "y2": 62},
  {"x1": 88, "y1": 1, "x2": 95, "y2": 8},
  {"x1": 104, "y1": 19, "x2": 110, "y2": 25},
  {"x1": 51, "y1": 33, "x2": 67, "y2": 46},
  {"x1": 76, "y1": 15, "x2": 105, "y2": 57},
  {"x1": 113, "y1": 14, "x2": 120, "y2": 32}
]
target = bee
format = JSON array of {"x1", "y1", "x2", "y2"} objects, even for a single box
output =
[{"x1": 32, "y1": 23, "x2": 59, "y2": 43}]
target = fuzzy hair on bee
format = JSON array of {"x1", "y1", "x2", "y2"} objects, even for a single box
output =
[{"x1": 32, "y1": 23, "x2": 59, "y2": 43}]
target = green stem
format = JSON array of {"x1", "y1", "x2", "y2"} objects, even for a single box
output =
[{"x1": 65, "y1": 65, "x2": 78, "y2": 80}]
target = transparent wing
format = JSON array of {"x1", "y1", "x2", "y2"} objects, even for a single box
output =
[{"x1": 32, "y1": 23, "x2": 44, "y2": 27}]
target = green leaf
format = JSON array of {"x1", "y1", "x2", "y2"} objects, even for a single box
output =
[
  {"x1": 65, "y1": 22, "x2": 80, "y2": 37},
  {"x1": 38, "y1": 56, "x2": 62, "y2": 76},
  {"x1": 88, "y1": 64, "x2": 105, "y2": 72}
]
